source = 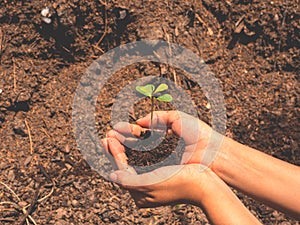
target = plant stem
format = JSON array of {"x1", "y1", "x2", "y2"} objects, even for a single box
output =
[{"x1": 150, "y1": 96, "x2": 154, "y2": 131}]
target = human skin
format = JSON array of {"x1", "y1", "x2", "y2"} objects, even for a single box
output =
[
  {"x1": 103, "y1": 110, "x2": 300, "y2": 222},
  {"x1": 135, "y1": 111, "x2": 300, "y2": 219},
  {"x1": 102, "y1": 139, "x2": 262, "y2": 225}
]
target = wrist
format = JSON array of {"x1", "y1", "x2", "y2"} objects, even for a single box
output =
[
  {"x1": 210, "y1": 135, "x2": 236, "y2": 177},
  {"x1": 185, "y1": 166, "x2": 226, "y2": 208}
]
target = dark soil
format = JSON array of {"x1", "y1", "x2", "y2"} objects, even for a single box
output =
[{"x1": 0, "y1": 0, "x2": 299, "y2": 224}]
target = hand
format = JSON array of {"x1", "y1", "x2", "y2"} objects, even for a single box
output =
[
  {"x1": 102, "y1": 113, "x2": 263, "y2": 224},
  {"x1": 105, "y1": 110, "x2": 217, "y2": 166},
  {"x1": 109, "y1": 163, "x2": 214, "y2": 208},
  {"x1": 102, "y1": 136, "x2": 220, "y2": 209}
]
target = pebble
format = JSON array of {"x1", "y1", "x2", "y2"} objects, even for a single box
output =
[
  {"x1": 206, "y1": 102, "x2": 211, "y2": 109},
  {"x1": 41, "y1": 7, "x2": 50, "y2": 17},
  {"x1": 24, "y1": 156, "x2": 32, "y2": 167},
  {"x1": 0, "y1": 89, "x2": 2, "y2": 94},
  {"x1": 7, "y1": 170, "x2": 15, "y2": 181},
  {"x1": 18, "y1": 201, "x2": 28, "y2": 208},
  {"x1": 119, "y1": 10, "x2": 127, "y2": 20},
  {"x1": 71, "y1": 199, "x2": 79, "y2": 207}
]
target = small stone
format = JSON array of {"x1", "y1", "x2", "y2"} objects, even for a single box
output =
[
  {"x1": 206, "y1": 102, "x2": 211, "y2": 109},
  {"x1": 42, "y1": 17, "x2": 52, "y2": 24},
  {"x1": 0, "y1": 89, "x2": 2, "y2": 94},
  {"x1": 24, "y1": 156, "x2": 32, "y2": 167},
  {"x1": 119, "y1": 10, "x2": 127, "y2": 20},
  {"x1": 71, "y1": 199, "x2": 79, "y2": 207},
  {"x1": 7, "y1": 170, "x2": 15, "y2": 181},
  {"x1": 41, "y1": 7, "x2": 50, "y2": 17},
  {"x1": 18, "y1": 201, "x2": 28, "y2": 208}
]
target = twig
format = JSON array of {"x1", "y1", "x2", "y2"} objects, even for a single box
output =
[
  {"x1": 18, "y1": 184, "x2": 40, "y2": 225},
  {"x1": 24, "y1": 119, "x2": 33, "y2": 155},
  {"x1": 40, "y1": 127, "x2": 51, "y2": 139},
  {"x1": 37, "y1": 164, "x2": 54, "y2": 203},
  {"x1": 172, "y1": 69, "x2": 177, "y2": 85},
  {"x1": 163, "y1": 27, "x2": 177, "y2": 85},
  {"x1": 93, "y1": 44, "x2": 105, "y2": 54},
  {"x1": 0, "y1": 181, "x2": 36, "y2": 225},
  {"x1": 0, "y1": 181, "x2": 21, "y2": 202},
  {"x1": 37, "y1": 186, "x2": 54, "y2": 203},
  {"x1": 0, "y1": 218, "x2": 16, "y2": 222},
  {"x1": 96, "y1": 0, "x2": 108, "y2": 48},
  {"x1": 0, "y1": 201, "x2": 20, "y2": 209}
]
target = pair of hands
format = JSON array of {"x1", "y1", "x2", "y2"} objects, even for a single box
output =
[{"x1": 102, "y1": 111, "x2": 223, "y2": 208}]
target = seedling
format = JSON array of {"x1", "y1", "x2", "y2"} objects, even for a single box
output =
[{"x1": 136, "y1": 83, "x2": 172, "y2": 130}]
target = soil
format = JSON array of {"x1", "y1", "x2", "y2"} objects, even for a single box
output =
[{"x1": 0, "y1": 0, "x2": 299, "y2": 224}]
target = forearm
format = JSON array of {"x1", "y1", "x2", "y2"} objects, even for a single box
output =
[
  {"x1": 192, "y1": 171, "x2": 261, "y2": 225},
  {"x1": 213, "y1": 137, "x2": 300, "y2": 219}
]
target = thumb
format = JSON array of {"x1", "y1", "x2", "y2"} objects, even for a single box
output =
[{"x1": 110, "y1": 166, "x2": 137, "y2": 183}]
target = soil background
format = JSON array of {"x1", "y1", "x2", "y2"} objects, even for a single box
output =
[{"x1": 0, "y1": 0, "x2": 299, "y2": 224}]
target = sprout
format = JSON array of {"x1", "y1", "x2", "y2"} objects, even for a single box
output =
[{"x1": 136, "y1": 83, "x2": 172, "y2": 130}]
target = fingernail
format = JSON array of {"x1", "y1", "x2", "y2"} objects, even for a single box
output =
[{"x1": 110, "y1": 173, "x2": 118, "y2": 182}]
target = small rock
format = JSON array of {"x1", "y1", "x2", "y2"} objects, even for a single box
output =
[
  {"x1": 71, "y1": 199, "x2": 79, "y2": 207},
  {"x1": 24, "y1": 156, "x2": 32, "y2": 167},
  {"x1": 119, "y1": 10, "x2": 127, "y2": 20},
  {"x1": 7, "y1": 170, "x2": 15, "y2": 181},
  {"x1": 18, "y1": 201, "x2": 28, "y2": 208},
  {"x1": 206, "y1": 102, "x2": 211, "y2": 109},
  {"x1": 41, "y1": 7, "x2": 50, "y2": 17},
  {"x1": 0, "y1": 89, "x2": 2, "y2": 94},
  {"x1": 42, "y1": 17, "x2": 52, "y2": 24},
  {"x1": 41, "y1": 7, "x2": 52, "y2": 24}
]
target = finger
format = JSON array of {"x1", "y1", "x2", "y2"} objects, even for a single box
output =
[
  {"x1": 136, "y1": 111, "x2": 179, "y2": 129},
  {"x1": 110, "y1": 165, "x2": 184, "y2": 189},
  {"x1": 106, "y1": 130, "x2": 126, "y2": 143},
  {"x1": 137, "y1": 111, "x2": 208, "y2": 145},
  {"x1": 106, "y1": 129, "x2": 140, "y2": 149},
  {"x1": 107, "y1": 138, "x2": 128, "y2": 170},
  {"x1": 113, "y1": 122, "x2": 145, "y2": 137},
  {"x1": 101, "y1": 138, "x2": 119, "y2": 170}
]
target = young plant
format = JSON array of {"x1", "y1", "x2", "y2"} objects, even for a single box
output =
[{"x1": 136, "y1": 83, "x2": 172, "y2": 130}]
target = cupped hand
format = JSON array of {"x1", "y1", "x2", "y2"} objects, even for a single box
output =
[
  {"x1": 102, "y1": 135, "x2": 214, "y2": 208},
  {"x1": 109, "y1": 163, "x2": 214, "y2": 208},
  {"x1": 105, "y1": 110, "x2": 215, "y2": 165}
]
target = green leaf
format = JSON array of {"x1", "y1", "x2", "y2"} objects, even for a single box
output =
[
  {"x1": 156, "y1": 94, "x2": 172, "y2": 102},
  {"x1": 153, "y1": 83, "x2": 169, "y2": 94},
  {"x1": 136, "y1": 84, "x2": 155, "y2": 97}
]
